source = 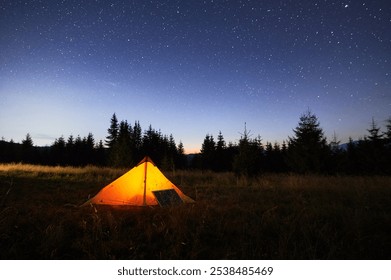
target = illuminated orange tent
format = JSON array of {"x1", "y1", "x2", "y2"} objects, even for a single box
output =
[{"x1": 83, "y1": 156, "x2": 194, "y2": 206}]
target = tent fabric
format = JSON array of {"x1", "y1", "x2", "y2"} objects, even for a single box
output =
[{"x1": 83, "y1": 156, "x2": 194, "y2": 206}]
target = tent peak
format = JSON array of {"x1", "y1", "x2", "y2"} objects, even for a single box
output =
[{"x1": 136, "y1": 156, "x2": 156, "y2": 166}]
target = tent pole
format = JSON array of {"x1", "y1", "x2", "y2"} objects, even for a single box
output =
[{"x1": 143, "y1": 159, "x2": 147, "y2": 206}]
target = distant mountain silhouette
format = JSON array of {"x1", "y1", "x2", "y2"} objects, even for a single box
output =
[{"x1": 339, "y1": 140, "x2": 359, "y2": 151}]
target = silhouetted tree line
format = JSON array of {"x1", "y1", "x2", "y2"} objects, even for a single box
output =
[
  {"x1": 1, "y1": 111, "x2": 391, "y2": 175},
  {"x1": 0, "y1": 113, "x2": 186, "y2": 169},
  {"x1": 0, "y1": 132, "x2": 106, "y2": 167},
  {"x1": 104, "y1": 113, "x2": 186, "y2": 169},
  {"x1": 49, "y1": 133, "x2": 106, "y2": 166},
  {"x1": 191, "y1": 110, "x2": 391, "y2": 176}
]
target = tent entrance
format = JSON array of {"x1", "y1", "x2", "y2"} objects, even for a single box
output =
[{"x1": 152, "y1": 189, "x2": 183, "y2": 207}]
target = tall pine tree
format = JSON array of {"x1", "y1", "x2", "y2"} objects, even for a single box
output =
[
  {"x1": 233, "y1": 124, "x2": 263, "y2": 176},
  {"x1": 363, "y1": 118, "x2": 386, "y2": 173},
  {"x1": 21, "y1": 133, "x2": 35, "y2": 163},
  {"x1": 105, "y1": 113, "x2": 119, "y2": 148},
  {"x1": 287, "y1": 110, "x2": 329, "y2": 173},
  {"x1": 200, "y1": 134, "x2": 216, "y2": 170},
  {"x1": 111, "y1": 120, "x2": 134, "y2": 167}
]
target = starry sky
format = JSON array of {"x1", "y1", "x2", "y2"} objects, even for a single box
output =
[{"x1": 1, "y1": 0, "x2": 390, "y2": 153}]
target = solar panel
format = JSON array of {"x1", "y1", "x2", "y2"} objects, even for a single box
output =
[{"x1": 152, "y1": 189, "x2": 183, "y2": 207}]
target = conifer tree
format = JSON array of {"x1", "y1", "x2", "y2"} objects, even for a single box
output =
[
  {"x1": 67, "y1": 135, "x2": 74, "y2": 147},
  {"x1": 66, "y1": 135, "x2": 75, "y2": 165},
  {"x1": 94, "y1": 140, "x2": 106, "y2": 166},
  {"x1": 51, "y1": 136, "x2": 66, "y2": 165},
  {"x1": 329, "y1": 131, "x2": 341, "y2": 153},
  {"x1": 384, "y1": 117, "x2": 391, "y2": 173},
  {"x1": 385, "y1": 117, "x2": 391, "y2": 142},
  {"x1": 105, "y1": 113, "x2": 119, "y2": 148},
  {"x1": 130, "y1": 121, "x2": 142, "y2": 160},
  {"x1": 233, "y1": 124, "x2": 263, "y2": 176},
  {"x1": 83, "y1": 132, "x2": 95, "y2": 165},
  {"x1": 271, "y1": 142, "x2": 288, "y2": 172},
  {"x1": 216, "y1": 131, "x2": 226, "y2": 151},
  {"x1": 264, "y1": 142, "x2": 274, "y2": 172},
  {"x1": 200, "y1": 134, "x2": 216, "y2": 170},
  {"x1": 176, "y1": 141, "x2": 186, "y2": 169},
  {"x1": 215, "y1": 131, "x2": 228, "y2": 171},
  {"x1": 22, "y1": 133, "x2": 33, "y2": 147},
  {"x1": 73, "y1": 135, "x2": 83, "y2": 166},
  {"x1": 287, "y1": 110, "x2": 329, "y2": 173},
  {"x1": 328, "y1": 132, "x2": 345, "y2": 174},
  {"x1": 367, "y1": 117, "x2": 383, "y2": 143},
  {"x1": 111, "y1": 120, "x2": 133, "y2": 167},
  {"x1": 363, "y1": 118, "x2": 386, "y2": 173},
  {"x1": 168, "y1": 134, "x2": 177, "y2": 156},
  {"x1": 21, "y1": 133, "x2": 35, "y2": 163},
  {"x1": 142, "y1": 125, "x2": 163, "y2": 162}
]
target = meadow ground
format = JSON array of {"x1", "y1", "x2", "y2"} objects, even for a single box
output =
[{"x1": 0, "y1": 163, "x2": 390, "y2": 259}]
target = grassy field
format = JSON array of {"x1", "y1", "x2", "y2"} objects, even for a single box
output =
[{"x1": 0, "y1": 163, "x2": 390, "y2": 259}]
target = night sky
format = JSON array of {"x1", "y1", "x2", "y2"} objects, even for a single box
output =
[{"x1": 1, "y1": 0, "x2": 390, "y2": 153}]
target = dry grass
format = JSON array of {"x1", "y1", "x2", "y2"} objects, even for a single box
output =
[
  {"x1": 0, "y1": 163, "x2": 126, "y2": 182},
  {"x1": 0, "y1": 164, "x2": 390, "y2": 259}
]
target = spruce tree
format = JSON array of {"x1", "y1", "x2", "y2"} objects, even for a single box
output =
[
  {"x1": 142, "y1": 125, "x2": 162, "y2": 161},
  {"x1": 329, "y1": 131, "x2": 341, "y2": 153},
  {"x1": 105, "y1": 113, "x2": 119, "y2": 148},
  {"x1": 95, "y1": 140, "x2": 106, "y2": 166},
  {"x1": 264, "y1": 142, "x2": 274, "y2": 172},
  {"x1": 328, "y1": 132, "x2": 345, "y2": 174},
  {"x1": 51, "y1": 136, "x2": 66, "y2": 165},
  {"x1": 385, "y1": 117, "x2": 391, "y2": 142},
  {"x1": 111, "y1": 120, "x2": 133, "y2": 167},
  {"x1": 66, "y1": 135, "x2": 75, "y2": 165},
  {"x1": 346, "y1": 137, "x2": 359, "y2": 173},
  {"x1": 21, "y1": 133, "x2": 35, "y2": 163},
  {"x1": 84, "y1": 132, "x2": 95, "y2": 165},
  {"x1": 233, "y1": 124, "x2": 263, "y2": 176},
  {"x1": 200, "y1": 134, "x2": 216, "y2": 170},
  {"x1": 73, "y1": 135, "x2": 83, "y2": 166},
  {"x1": 384, "y1": 117, "x2": 391, "y2": 173},
  {"x1": 215, "y1": 131, "x2": 228, "y2": 171},
  {"x1": 216, "y1": 131, "x2": 226, "y2": 150},
  {"x1": 272, "y1": 142, "x2": 287, "y2": 172},
  {"x1": 132, "y1": 121, "x2": 142, "y2": 160},
  {"x1": 22, "y1": 133, "x2": 33, "y2": 147},
  {"x1": 367, "y1": 117, "x2": 383, "y2": 142},
  {"x1": 363, "y1": 118, "x2": 386, "y2": 173},
  {"x1": 176, "y1": 141, "x2": 186, "y2": 169},
  {"x1": 287, "y1": 110, "x2": 329, "y2": 173}
]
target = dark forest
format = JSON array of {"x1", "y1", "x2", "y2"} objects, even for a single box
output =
[{"x1": 1, "y1": 111, "x2": 391, "y2": 175}]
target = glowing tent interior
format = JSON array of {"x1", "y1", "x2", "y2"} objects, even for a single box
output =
[{"x1": 83, "y1": 156, "x2": 194, "y2": 206}]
